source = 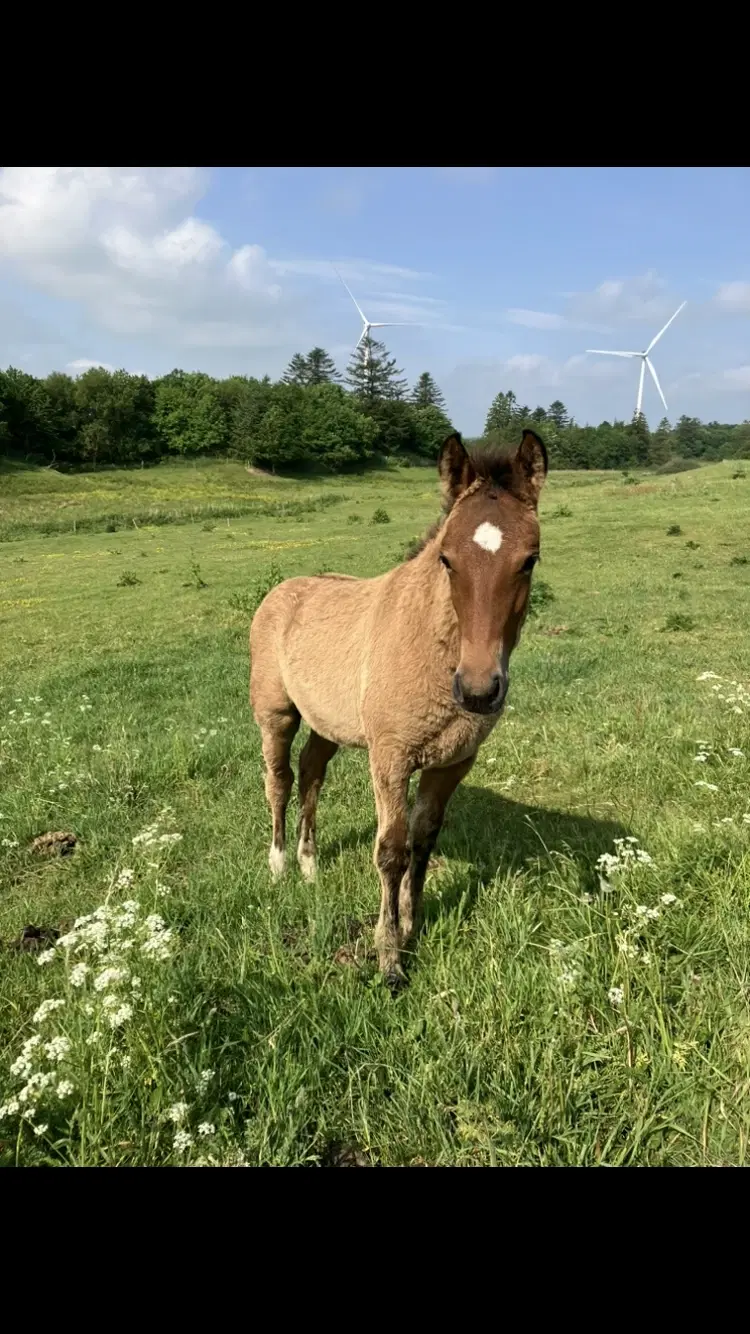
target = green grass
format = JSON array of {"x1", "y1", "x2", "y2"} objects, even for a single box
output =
[{"x1": 1, "y1": 457, "x2": 749, "y2": 1166}]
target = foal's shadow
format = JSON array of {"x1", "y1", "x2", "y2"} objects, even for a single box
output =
[
  {"x1": 423, "y1": 785, "x2": 629, "y2": 923},
  {"x1": 321, "y1": 784, "x2": 629, "y2": 926}
]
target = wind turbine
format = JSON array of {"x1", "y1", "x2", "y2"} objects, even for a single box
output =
[
  {"x1": 587, "y1": 300, "x2": 687, "y2": 419},
  {"x1": 333, "y1": 266, "x2": 419, "y2": 366}
]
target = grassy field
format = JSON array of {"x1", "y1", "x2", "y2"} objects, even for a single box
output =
[{"x1": 1, "y1": 455, "x2": 749, "y2": 1166}]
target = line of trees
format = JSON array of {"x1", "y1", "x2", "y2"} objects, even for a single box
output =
[{"x1": 1, "y1": 342, "x2": 748, "y2": 473}]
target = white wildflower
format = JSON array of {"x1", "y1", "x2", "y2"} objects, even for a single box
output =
[
  {"x1": 608, "y1": 986, "x2": 624, "y2": 1007},
  {"x1": 728, "y1": 748, "x2": 744, "y2": 758},
  {"x1": 228, "y1": 1091, "x2": 239, "y2": 1103},
  {"x1": 86, "y1": 1031, "x2": 102, "y2": 1046},
  {"x1": 44, "y1": 1036, "x2": 71, "y2": 1063},
  {"x1": 116, "y1": 868, "x2": 135, "y2": 888},
  {"x1": 693, "y1": 753, "x2": 708, "y2": 763},
  {"x1": 70, "y1": 962, "x2": 89, "y2": 987},
  {"x1": 1, "y1": 836, "x2": 19, "y2": 847},
  {"x1": 0, "y1": 1098, "x2": 20, "y2": 1118},
  {"x1": 157, "y1": 832, "x2": 182, "y2": 845},
  {"x1": 660, "y1": 893, "x2": 678, "y2": 906},
  {"x1": 694, "y1": 781, "x2": 719, "y2": 791},
  {"x1": 634, "y1": 904, "x2": 660, "y2": 922},
  {"x1": 94, "y1": 966, "x2": 128, "y2": 991},
  {"x1": 173, "y1": 1130, "x2": 193, "y2": 1153},
  {"x1": 198, "y1": 1069, "x2": 215, "y2": 1089},
  {"x1": 616, "y1": 934, "x2": 639, "y2": 960},
  {"x1": 559, "y1": 967, "x2": 579, "y2": 989},
  {"x1": 108, "y1": 1003, "x2": 133, "y2": 1029},
  {"x1": 33, "y1": 998, "x2": 65, "y2": 1024},
  {"x1": 56, "y1": 1080, "x2": 74, "y2": 1098},
  {"x1": 696, "y1": 671, "x2": 720, "y2": 680},
  {"x1": 92, "y1": 744, "x2": 102, "y2": 752},
  {"x1": 168, "y1": 1102, "x2": 189, "y2": 1124},
  {"x1": 197, "y1": 1122, "x2": 215, "y2": 1137},
  {"x1": 37, "y1": 948, "x2": 56, "y2": 966},
  {"x1": 33, "y1": 1123, "x2": 49, "y2": 1136}
]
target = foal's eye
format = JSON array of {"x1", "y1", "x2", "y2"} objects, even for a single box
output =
[
  {"x1": 439, "y1": 553, "x2": 452, "y2": 571},
  {"x1": 521, "y1": 554, "x2": 539, "y2": 574}
]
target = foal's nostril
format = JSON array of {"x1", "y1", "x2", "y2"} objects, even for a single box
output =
[{"x1": 486, "y1": 672, "x2": 502, "y2": 704}]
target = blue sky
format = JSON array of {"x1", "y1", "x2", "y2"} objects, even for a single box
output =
[{"x1": 1, "y1": 166, "x2": 748, "y2": 434}]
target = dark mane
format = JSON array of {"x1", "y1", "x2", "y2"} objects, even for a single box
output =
[{"x1": 405, "y1": 442, "x2": 517, "y2": 562}]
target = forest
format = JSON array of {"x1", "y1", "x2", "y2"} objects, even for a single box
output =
[{"x1": 1, "y1": 339, "x2": 747, "y2": 474}]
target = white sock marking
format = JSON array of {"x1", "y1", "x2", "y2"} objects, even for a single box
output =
[
  {"x1": 472, "y1": 521, "x2": 503, "y2": 553},
  {"x1": 297, "y1": 839, "x2": 317, "y2": 883},
  {"x1": 269, "y1": 844, "x2": 285, "y2": 879}
]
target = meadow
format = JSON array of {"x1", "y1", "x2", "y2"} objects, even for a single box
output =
[{"x1": 1, "y1": 454, "x2": 749, "y2": 1166}]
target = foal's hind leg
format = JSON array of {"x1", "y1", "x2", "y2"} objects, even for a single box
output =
[
  {"x1": 297, "y1": 731, "x2": 339, "y2": 881},
  {"x1": 398, "y1": 755, "x2": 476, "y2": 952},
  {"x1": 259, "y1": 707, "x2": 300, "y2": 879}
]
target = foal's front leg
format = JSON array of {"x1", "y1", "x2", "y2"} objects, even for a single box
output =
[
  {"x1": 369, "y1": 749, "x2": 412, "y2": 986},
  {"x1": 398, "y1": 754, "x2": 476, "y2": 952}
]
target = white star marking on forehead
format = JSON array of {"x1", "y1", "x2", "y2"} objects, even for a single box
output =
[{"x1": 472, "y1": 521, "x2": 503, "y2": 553}]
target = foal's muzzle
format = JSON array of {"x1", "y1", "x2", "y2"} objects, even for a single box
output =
[{"x1": 452, "y1": 670, "x2": 508, "y2": 716}]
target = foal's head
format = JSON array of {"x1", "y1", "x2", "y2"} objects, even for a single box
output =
[{"x1": 436, "y1": 428, "x2": 548, "y2": 715}]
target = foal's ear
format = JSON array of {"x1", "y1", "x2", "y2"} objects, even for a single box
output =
[
  {"x1": 438, "y1": 432, "x2": 477, "y2": 509},
  {"x1": 513, "y1": 428, "x2": 548, "y2": 507}
]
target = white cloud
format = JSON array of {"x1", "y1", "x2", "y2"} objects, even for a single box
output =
[
  {"x1": 0, "y1": 168, "x2": 437, "y2": 355},
  {"x1": 714, "y1": 281, "x2": 750, "y2": 312},
  {"x1": 567, "y1": 270, "x2": 682, "y2": 326},
  {"x1": 507, "y1": 308, "x2": 568, "y2": 331},
  {"x1": 66, "y1": 358, "x2": 115, "y2": 374}
]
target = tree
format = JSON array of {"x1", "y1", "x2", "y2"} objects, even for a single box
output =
[
  {"x1": 345, "y1": 337, "x2": 407, "y2": 404},
  {"x1": 44, "y1": 373, "x2": 81, "y2": 463},
  {"x1": 0, "y1": 367, "x2": 55, "y2": 459},
  {"x1": 282, "y1": 348, "x2": 340, "y2": 386},
  {"x1": 74, "y1": 369, "x2": 156, "y2": 466},
  {"x1": 411, "y1": 371, "x2": 446, "y2": 410},
  {"x1": 412, "y1": 404, "x2": 453, "y2": 458},
  {"x1": 153, "y1": 371, "x2": 227, "y2": 456},
  {"x1": 626, "y1": 412, "x2": 651, "y2": 466},
  {"x1": 282, "y1": 353, "x2": 310, "y2": 386},
  {"x1": 305, "y1": 347, "x2": 340, "y2": 385},
  {"x1": 300, "y1": 383, "x2": 378, "y2": 468},
  {"x1": 547, "y1": 400, "x2": 569, "y2": 430},
  {"x1": 484, "y1": 390, "x2": 516, "y2": 435},
  {"x1": 217, "y1": 376, "x2": 274, "y2": 459}
]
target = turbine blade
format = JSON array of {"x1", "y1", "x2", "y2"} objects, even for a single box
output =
[
  {"x1": 586, "y1": 349, "x2": 638, "y2": 358},
  {"x1": 333, "y1": 265, "x2": 368, "y2": 324},
  {"x1": 646, "y1": 300, "x2": 686, "y2": 354},
  {"x1": 646, "y1": 357, "x2": 668, "y2": 413},
  {"x1": 354, "y1": 326, "x2": 368, "y2": 350}
]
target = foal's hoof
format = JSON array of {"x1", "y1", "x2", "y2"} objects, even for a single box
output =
[
  {"x1": 383, "y1": 964, "x2": 407, "y2": 994},
  {"x1": 268, "y1": 846, "x2": 285, "y2": 880},
  {"x1": 296, "y1": 846, "x2": 316, "y2": 883}
]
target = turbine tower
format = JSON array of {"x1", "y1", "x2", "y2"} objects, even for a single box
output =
[
  {"x1": 586, "y1": 300, "x2": 687, "y2": 419},
  {"x1": 334, "y1": 267, "x2": 419, "y2": 367}
]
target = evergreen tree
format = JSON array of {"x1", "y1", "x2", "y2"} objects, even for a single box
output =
[
  {"x1": 627, "y1": 412, "x2": 651, "y2": 466},
  {"x1": 410, "y1": 371, "x2": 446, "y2": 410},
  {"x1": 484, "y1": 390, "x2": 516, "y2": 435},
  {"x1": 282, "y1": 353, "x2": 309, "y2": 386},
  {"x1": 531, "y1": 406, "x2": 547, "y2": 423},
  {"x1": 547, "y1": 400, "x2": 569, "y2": 430},
  {"x1": 305, "y1": 347, "x2": 340, "y2": 385},
  {"x1": 345, "y1": 336, "x2": 407, "y2": 404}
]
